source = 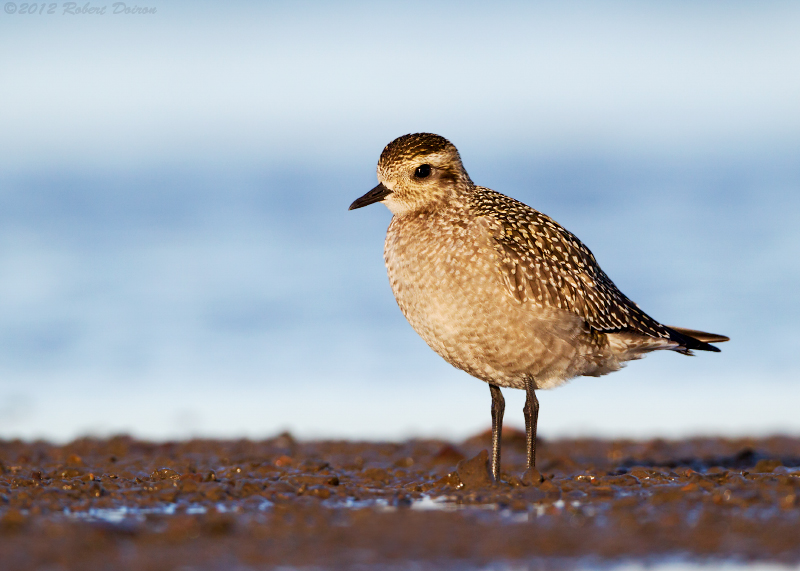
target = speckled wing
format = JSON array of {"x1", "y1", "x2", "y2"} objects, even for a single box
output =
[{"x1": 470, "y1": 188, "x2": 672, "y2": 340}]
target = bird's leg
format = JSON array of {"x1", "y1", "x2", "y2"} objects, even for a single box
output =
[
  {"x1": 489, "y1": 383, "x2": 505, "y2": 483},
  {"x1": 524, "y1": 377, "x2": 539, "y2": 469}
]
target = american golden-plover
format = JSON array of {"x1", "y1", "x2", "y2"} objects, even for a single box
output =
[{"x1": 350, "y1": 133, "x2": 728, "y2": 482}]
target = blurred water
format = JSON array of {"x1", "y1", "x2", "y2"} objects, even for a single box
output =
[
  {"x1": 0, "y1": 152, "x2": 797, "y2": 441},
  {"x1": 0, "y1": 1, "x2": 798, "y2": 441}
]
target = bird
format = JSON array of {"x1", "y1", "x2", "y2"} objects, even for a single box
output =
[{"x1": 349, "y1": 133, "x2": 728, "y2": 482}]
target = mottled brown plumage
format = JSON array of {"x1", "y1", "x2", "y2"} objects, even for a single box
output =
[{"x1": 350, "y1": 133, "x2": 728, "y2": 481}]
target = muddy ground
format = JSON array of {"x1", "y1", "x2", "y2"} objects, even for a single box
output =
[{"x1": 2, "y1": 431, "x2": 800, "y2": 570}]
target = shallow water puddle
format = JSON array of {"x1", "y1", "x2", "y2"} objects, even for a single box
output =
[
  {"x1": 60, "y1": 492, "x2": 577, "y2": 527},
  {"x1": 64, "y1": 500, "x2": 277, "y2": 523}
]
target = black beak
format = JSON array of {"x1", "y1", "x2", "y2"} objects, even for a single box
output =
[{"x1": 349, "y1": 183, "x2": 392, "y2": 210}]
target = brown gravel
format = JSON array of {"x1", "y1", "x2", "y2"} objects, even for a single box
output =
[{"x1": 2, "y1": 431, "x2": 800, "y2": 570}]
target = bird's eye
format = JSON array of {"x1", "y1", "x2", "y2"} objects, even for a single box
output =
[{"x1": 414, "y1": 164, "x2": 432, "y2": 179}]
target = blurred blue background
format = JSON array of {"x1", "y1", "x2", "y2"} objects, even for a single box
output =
[{"x1": 0, "y1": 1, "x2": 798, "y2": 442}]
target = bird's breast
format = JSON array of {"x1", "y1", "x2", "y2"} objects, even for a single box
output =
[
  {"x1": 382, "y1": 210, "x2": 610, "y2": 389},
  {"x1": 385, "y1": 213, "x2": 499, "y2": 327},
  {"x1": 385, "y1": 212, "x2": 500, "y2": 345}
]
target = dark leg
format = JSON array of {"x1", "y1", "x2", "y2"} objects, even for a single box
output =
[
  {"x1": 524, "y1": 377, "x2": 539, "y2": 469},
  {"x1": 489, "y1": 384, "x2": 505, "y2": 483}
]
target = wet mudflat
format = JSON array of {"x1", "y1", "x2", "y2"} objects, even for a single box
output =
[{"x1": 2, "y1": 432, "x2": 800, "y2": 570}]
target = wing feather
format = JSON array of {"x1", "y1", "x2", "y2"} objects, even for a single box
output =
[{"x1": 471, "y1": 188, "x2": 672, "y2": 340}]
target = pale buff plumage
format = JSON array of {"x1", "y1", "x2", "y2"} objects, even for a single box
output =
[{"x1": 350, "y1": 133, "x2": 727, "y2": 480}]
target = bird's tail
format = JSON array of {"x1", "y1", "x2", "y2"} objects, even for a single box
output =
[{"x1": 665, "y1": 325, "x2": 729, "y2": 354}]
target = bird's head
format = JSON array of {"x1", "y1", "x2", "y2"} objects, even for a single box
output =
[{"x1": 349, "y1": 133, "x2": 471, "y2": 215}]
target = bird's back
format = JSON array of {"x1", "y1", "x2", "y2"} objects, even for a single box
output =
[{"x1": 471, "y1": 189, "x2": 697, "y2": 343}]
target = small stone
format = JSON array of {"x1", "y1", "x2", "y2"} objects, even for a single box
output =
[
  {"x1": 456, "y1": 450, "x2": 493, "y2": 489},
  {"x1": 521, "y1": 468, "x2": 544, "y2": 486}
]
